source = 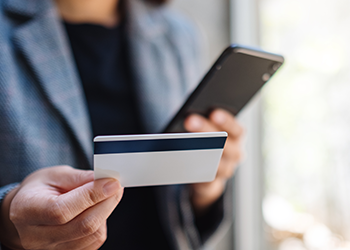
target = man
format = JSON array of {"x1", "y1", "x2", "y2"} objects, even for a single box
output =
[{"x1": 0, "y1": 0, "x2": 243, "y2": 249}]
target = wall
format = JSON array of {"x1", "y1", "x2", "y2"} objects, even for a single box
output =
[{"x1": 170, "y1": 1, "x2": 232, "y2": 249}]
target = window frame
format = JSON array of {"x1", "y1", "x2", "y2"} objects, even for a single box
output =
[{"x1": 230, "y1": 0, "x2": 266, "y2": 249}]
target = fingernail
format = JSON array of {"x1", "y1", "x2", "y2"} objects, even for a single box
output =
[
  {"x1": 103, "y1": 180, "x2": 119, "y2": 196},
  {"x1": 213, "y1": 110, "x2": 227, "y2": 125},
  {"x1": 188, "y1": 116, "x2": 203, "y2": 130}
]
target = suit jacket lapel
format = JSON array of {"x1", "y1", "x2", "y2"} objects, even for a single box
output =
[
  {"x1": 125, "y1": 0, "x2": 202, "y2": 133},
  {"x1": 5, "y1": 0, "x2": 93, "y2": 165},
  {"x1": 126, "y1": 0, "x2": 186, "y2": 133}
]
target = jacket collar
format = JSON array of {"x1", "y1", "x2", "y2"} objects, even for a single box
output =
[
  {"x1": 4, "y1": 0, "x2": 93, "y2": 166},
  {"x1": 3, "y1": 0, "x2": 49, "y2": 18},
  {"x1": 126, "y1": 0, "x2": 167, "y2": 40},
  {"x1": 126, "y1": 0, "x2": 183, "y2": 133},
  {"x1": 3, "y1": 0, "x2": 167, "y2": 38},
  {"x1": 3, "y1": 0, "x2": 176, "y2": 141}
]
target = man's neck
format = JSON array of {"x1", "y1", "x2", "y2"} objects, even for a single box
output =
[{"x1": 55, "y1": 0, "x2": 120, "y2": 27}]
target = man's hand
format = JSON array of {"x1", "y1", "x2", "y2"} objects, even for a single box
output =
[
  {"x1": 0, "y1": 166, "x2": 123, "y2": 250},
  {"x1": 184, "y1": 109, "x2": 244, "y2": 213}
]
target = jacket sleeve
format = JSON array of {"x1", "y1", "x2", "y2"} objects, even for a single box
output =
[
  {"x1": 162, "y1": 8, "x2": 233, "y2": 249},
  {"x1": 0, "y1": 183, "x2": 20, "y2": 250},
  {"x1": 0, "y1": 183, "x2": 19, "y2": 207},
  {"x1": 170, "y1": 10, "x2": 233, "y2": 249},
  {"x1": 179, "y1": 182, "x2": 233, "y2": 249}
]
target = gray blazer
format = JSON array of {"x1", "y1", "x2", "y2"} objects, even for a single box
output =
[{"x1": 0, "y1": 0, "x2": 232, "y2": 249}]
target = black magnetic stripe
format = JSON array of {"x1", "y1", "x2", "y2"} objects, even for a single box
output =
[{"x1": 94, "y1": 137, "x2": 227, "y2": 154}]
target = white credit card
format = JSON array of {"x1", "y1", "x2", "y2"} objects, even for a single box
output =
[{"x1": 94, "y1": 132, "x2": 227, "y2": 187}]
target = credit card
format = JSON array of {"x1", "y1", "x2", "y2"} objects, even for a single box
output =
[{"x1": 94, "y1": 132, "x2": 227, "y2": 187}]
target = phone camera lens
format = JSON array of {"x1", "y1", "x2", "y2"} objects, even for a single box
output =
[
  {"x1": 272, "y1": 63, "x2": 281, "y2": 71},
  {"x1": 216, "y1": 65, "x2": 222, "y2": 70},
  {"x1": 262, "y1": 73, "x2": 271, "y2": 82}
]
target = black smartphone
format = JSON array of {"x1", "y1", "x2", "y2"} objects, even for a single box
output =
[{"x1": 163, "y1": 44, "x2": 284, "y2": 132}]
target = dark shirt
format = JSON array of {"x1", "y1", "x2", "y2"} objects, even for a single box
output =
[{"x1": 64, "y1": 22, "x2": 171, "y2": 249}]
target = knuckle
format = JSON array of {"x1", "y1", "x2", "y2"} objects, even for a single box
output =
[
  {"x1": 216, "y1": 162, "x2": 227, "y2": 176},
  {"x1": 80, "y1": 216, "x2": 100, "y2": 236},
  {"x1": 218, "y1": 159, "x2": 236, "y2": 178},
  {"x1": 237, "y1": 127, "x2": 245, "y2": 137},
  {"x1": 234, "y1": 150, "x2": 243, "y2": 162},
  {"x1": 21, "y1": 240, "x2": 35, "y2": 250},
  {"x1": 229, "y1": 124, "x2": 244, "y2": 138},
  {"x1": 51, "y1": 165, "x2": 72, "y2": 174},
  {"x1": 226, "y1": 145, "x2": 242, "y2": 161},
  {"x1": 46, "y1": 199, "x2": 70, "y2": 225},
  {"x1": 96, "y1": 236, "x2": 107, "y2": 249},
  {"x1": 75, "y1": 170, "x2": 93, "y2": 183},
  {"x1": 98, "y1": 227, "x2": 107, "y2": 240},
  {"x1": 9, "y1": 197, "x2": 28, "y2": 224},
  {"x1": 86, "y1": 189, "x2": 102, "y2": 205},
  {"x1": 9, "y1": 207, "x2": 21, "y2": 224},
  {"x1": 225, "y1": 165, "x2": 235, "y2": 178},
  {"x1": 114, "y1": 189, "x2": 124, "y2": 203},
  {"x1": 239, "y1": 125, "x2": 245, "y2": 133},
  {"x1": 21, "y1": 236, "x2": 45, "y2": 250},
  {"x1": 59, "y1": 165, "x2": 73, "y2": 171},
  {"x1": 91, "y1": 237, "x2": 107, "y2": 250},
  {"x1": 94, "y1": 227, "x2": 107, "y2": 246}
]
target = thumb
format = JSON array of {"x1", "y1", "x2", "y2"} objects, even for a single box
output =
[
  {"x1": 45, "y1": 166, "x2": 95, "y2": 191},
  {"x1": 50, "y1": 178, "x2": 123, "y2": 225},
  {"x1": 11, "y1": 166, "x2": 123, "y2": 226}
]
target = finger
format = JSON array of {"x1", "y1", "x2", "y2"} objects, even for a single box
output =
[
  {"x1": 18, "y1": 194, "x2": 122, "y2": 248},
  {"x1": 54, "y1": 223, "x2": 107, "y2": 250},
  {"x1": 80, "y1": 238, "x2": 107, "y2": 250},
  {"x1": 191, "y1": 178, "x2": 225, "y2": 197},
  {"x1": 80, "y1": 237, "x2": 107, "y2": 250},
  {"x1": 216, "y1": 140, "x2": 242, "y2": 178},
  {"x1": 48, "y1": 178, "x2": 123, "y2": 225},
  {"x1": 184, "y1": 114, "x2": 219, "y2": 132},
  {"x1": 191, "y1": 179, "x2": 227, "y2": 211},
  {"x1": 46, "y1": 166, "x2": 95, "y2": 192},
  {"x1": 209, "y1": 109, "x2": 244, "y2": 138},
  {"x1": 221, "y1": 137, "x2": 242, "y2": 161},
  {"x1": 12, "y1": 178, "x2": 122, "y2": 226},
  {"x1": 63, "y1": 193, "x2": 122, "y2": 241},
  {"x1": 184, "y1": 113, "x2": 242, "y2": 179},
  {"x1": 216, "y1": 157, "x2": 238, "y2": 179},
  {"x1": 21, "y1": 166, "x2": 94, "y2": 192}
]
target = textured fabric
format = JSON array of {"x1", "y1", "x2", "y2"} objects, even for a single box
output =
[
  {"x1": 0, "y1": 0, "x2": 92, "y2": 188},
  {"x1": 0, "y1": 0, "x2": 232, "y2": 249},
  {"x1": 126, "y1": 0, "x2": 204, "y2": 133},
  {"x1": 0, "y1": 183, "x2": 19, "y2": 204},
  {"x1": 64, "y1": 22, "x2": 144, "y2": 136},
  {"x1": 64, "y1": 21, "x2": 169, "y2": 249}
]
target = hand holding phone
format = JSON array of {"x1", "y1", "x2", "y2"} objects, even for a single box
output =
[
  {"x1": 168, "y1": 44, "x2": 284, "y2": 210},
  {"x1": 185, "y1": 109, "x2": 244, "y2": 210},
  {"x1": 163, "y1": 44, "x2": 284, "y2": 132}
]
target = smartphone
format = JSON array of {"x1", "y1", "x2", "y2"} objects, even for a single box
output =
[{"x1": 163, "y1": 44, "x2": 284, "y2": 132}]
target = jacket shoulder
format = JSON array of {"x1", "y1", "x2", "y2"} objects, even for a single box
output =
[
  {"x1": 158, "y1": 5, "x2": 203, "y2": 47},
  {"x1": 129, "y1": 0, "x2": 204, "y2": 48}
]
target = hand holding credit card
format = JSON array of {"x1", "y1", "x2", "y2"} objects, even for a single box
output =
[{"x1": 94, "y1": 132, "x2": 227, "y2": 187}]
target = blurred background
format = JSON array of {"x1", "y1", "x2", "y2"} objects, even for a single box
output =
[{"x1": 171, "y1": 0, "x2": 350, "y2": 249}]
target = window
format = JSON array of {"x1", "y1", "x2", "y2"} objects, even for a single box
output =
[{"x1": 261, "y1": 0, "x2": 350, "y2": 249}]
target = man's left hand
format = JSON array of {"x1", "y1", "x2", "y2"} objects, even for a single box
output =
[{"x1": 184, "y1": 109, "x2": 244, "y2": 213}]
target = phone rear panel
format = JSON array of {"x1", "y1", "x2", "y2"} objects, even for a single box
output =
[{"x1": 164, "y1": 45, "x2": 284, "y2": 133}]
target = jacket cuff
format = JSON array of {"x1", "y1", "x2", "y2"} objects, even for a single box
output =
[
  {"x1": 194, "y1": 193, "x2": 225, "y2": 243},
  {"x1": 179, "y1": 180, "x2": 233, "y2": 249},
  {"x1": 0, "y1": 183, "x2": 20, "y2": 205},
  {"x1": 0, "y1": 183, "x2": 20, "y2": 250}
]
